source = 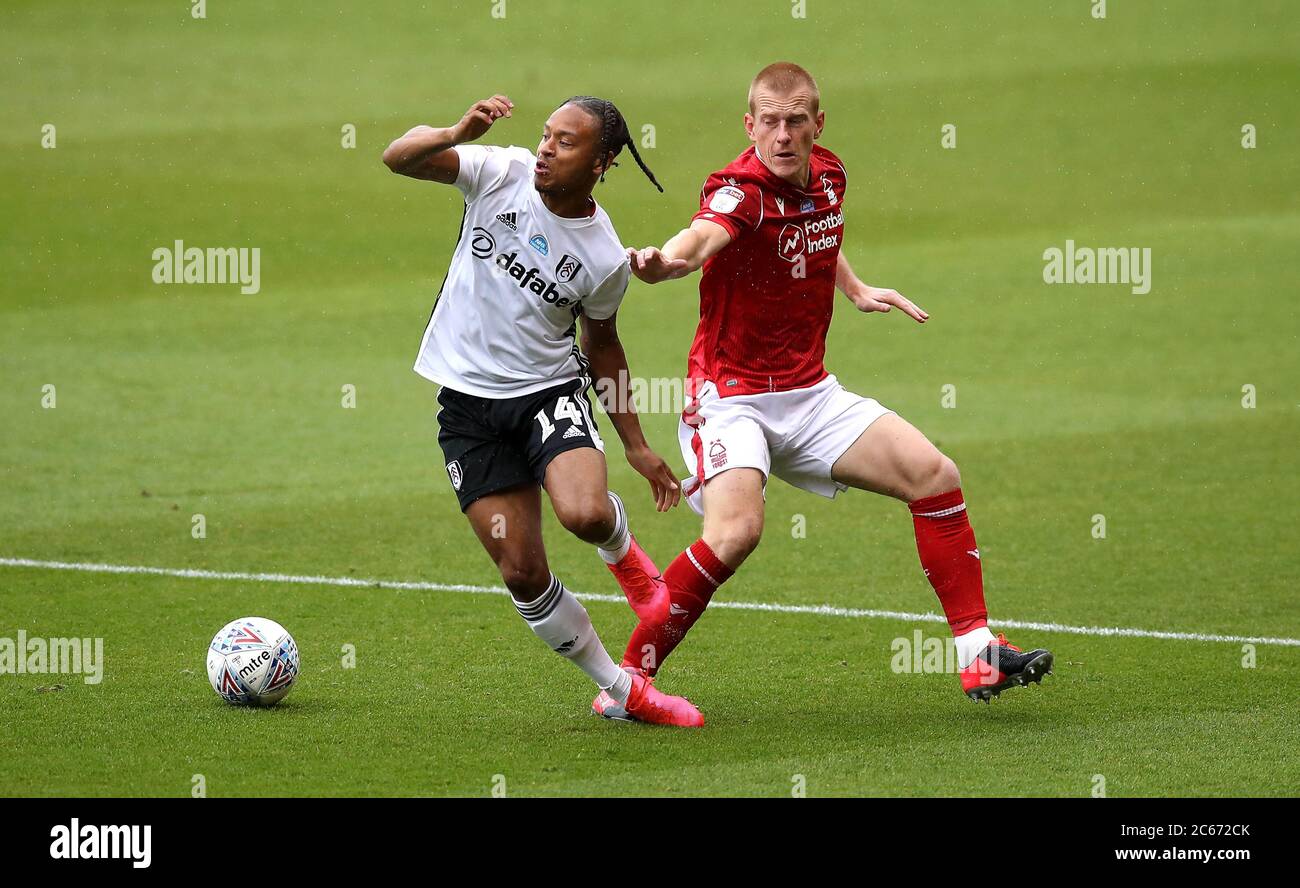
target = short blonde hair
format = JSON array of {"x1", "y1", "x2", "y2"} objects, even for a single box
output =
[{"x1": 748, "y1": 62, "x2": 820, "y2": 115}]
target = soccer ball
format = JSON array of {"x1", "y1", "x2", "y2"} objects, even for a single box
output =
[{"x1": 206, "y1": 617, "x2": 300, "y2": 706}]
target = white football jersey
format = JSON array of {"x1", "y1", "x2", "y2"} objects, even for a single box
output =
[{"x1": 413, "y1": 144, "x2": 631, "y2": 399}]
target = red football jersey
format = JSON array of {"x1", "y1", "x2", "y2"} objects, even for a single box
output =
[{"x1": 686, "y1": 143, "x2": 847, "y2": 397}]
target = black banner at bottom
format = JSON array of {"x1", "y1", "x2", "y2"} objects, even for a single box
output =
[{"x1": 0, "y1": 797, "x2": 1287, "y2": 872}]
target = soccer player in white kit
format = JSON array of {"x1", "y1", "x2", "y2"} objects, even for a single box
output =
[{"x1": 383, "y1": 94, "x2": 703, "y2": 726}]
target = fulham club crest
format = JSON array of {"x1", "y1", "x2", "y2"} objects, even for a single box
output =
[
  {"x1": 446, "y1": 460, "x2": 463, "y2": 491},
  {"x1": 556, "y1": 253, "x2": 583, "y2": 283}
]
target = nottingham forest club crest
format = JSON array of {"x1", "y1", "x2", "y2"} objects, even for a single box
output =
[
  {"x1": 709, "y1": 440, "x2": 728, "y2": 469},
  {"x1": 555, "y1": 253, "x2": 583, "y2": 283},
  {"x1": 820, "y1": 174, "x2": 839, "y2": 206}
]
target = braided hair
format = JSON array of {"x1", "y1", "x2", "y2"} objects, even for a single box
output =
[{"x1": 559, "y1": 95, "x2": 663, "y2": 193}]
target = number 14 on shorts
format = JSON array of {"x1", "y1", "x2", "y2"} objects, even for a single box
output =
[{"x1": 535, "y1": 395, "x2": 585, "y2": 442}]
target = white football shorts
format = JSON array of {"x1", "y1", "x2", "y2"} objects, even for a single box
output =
[{"x1": 677, "y1": 374, "x2": 894, "y2": 515}]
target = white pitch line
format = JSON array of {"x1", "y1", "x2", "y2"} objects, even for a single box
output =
[{"x1": 3, "y1": 556, "x2": 1298, "y2": 648}]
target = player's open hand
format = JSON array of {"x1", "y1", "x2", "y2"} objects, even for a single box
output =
[
  {"x1": 852, "y1": 285, "x2": 929, "y2": 323},
  {"x1": 625, "y1": 444, "x2": 681, "y2": 512},
  {"x1": 454, "y1": 95, "x2": 513, "y2": 144},
  {"x1": 627, "y1": 246, "x2": 690, "y2": 285}
]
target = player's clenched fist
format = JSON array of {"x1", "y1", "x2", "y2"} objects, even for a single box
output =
[{"x1": 453, "y1": 95, "x2": 514, "y2": 144}]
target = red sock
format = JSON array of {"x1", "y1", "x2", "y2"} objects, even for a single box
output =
[
  {"x1": 622, "y1": 539, "x2": 733, "y2": 675},
  {"x1": 909, "y1": 488, "x2": 988, "y2": 635}
]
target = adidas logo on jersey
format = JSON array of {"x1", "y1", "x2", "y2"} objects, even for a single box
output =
[
  {"x1": 495, "y1": 211, "x2": 518, "y2": 231},
  {"x1": 562, "y1": 425, "x2": 584, "y2": 439}
]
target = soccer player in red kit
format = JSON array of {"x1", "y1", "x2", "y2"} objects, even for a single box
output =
[{"x1": 593, "y1": 63, "x2": 1053, "y2": 719}]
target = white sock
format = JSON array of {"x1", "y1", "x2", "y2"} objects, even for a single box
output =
[
  {"x1": 954, "y1": 626, "x2": 997, "y2": 669},
  {"x1": 605, "y1": 668, "x2": 633, "y2": 705},
  {"x1": 596, "y1": 491, "x2": 632, "y2": 564},
  {"x1": 513, "y1": 574, "x2": 625, "y2": 694}
]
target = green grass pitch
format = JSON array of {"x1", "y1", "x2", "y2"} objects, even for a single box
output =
[{"x1": 2, "y1": 0, "x2": 1297, "y2": 796}]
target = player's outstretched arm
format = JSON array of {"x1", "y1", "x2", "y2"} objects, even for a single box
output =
[
  {"x1": 835, "y1": 251, "x2": 929, "y2": 323},
  {"x1": 627, "y1": 219, "x2": 733, "y2": 284},
  {"x1": 580, "y1": 312, "x2": 681, "y2": 512},
  {"x1": 381, "y1": 95, "x2": 514, "y2": 182}
]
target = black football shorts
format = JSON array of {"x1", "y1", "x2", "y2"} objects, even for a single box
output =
[{"x1": 435, "y1": 378, "x2": 605, "y2": 511}]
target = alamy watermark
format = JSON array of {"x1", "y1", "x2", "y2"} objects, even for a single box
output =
[
  {"x1": 152, "y1": 240, "x2": 261, "y2": 294},
  {"x1": 1042, "y1": 240, "x2": 1151, "y2": 295},
  {"x1": 891, "y1": 629, "x2": 1000, "y2": 681},
  {"x1": 591, "y1": 370, "x2": 690, "y2": 415},
  {"x1": 49, "y1": 819, "x2": 150, "y2": 868},
  {"x1": 0, "y1": 631, "x2": 103, "y2": 684}
]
